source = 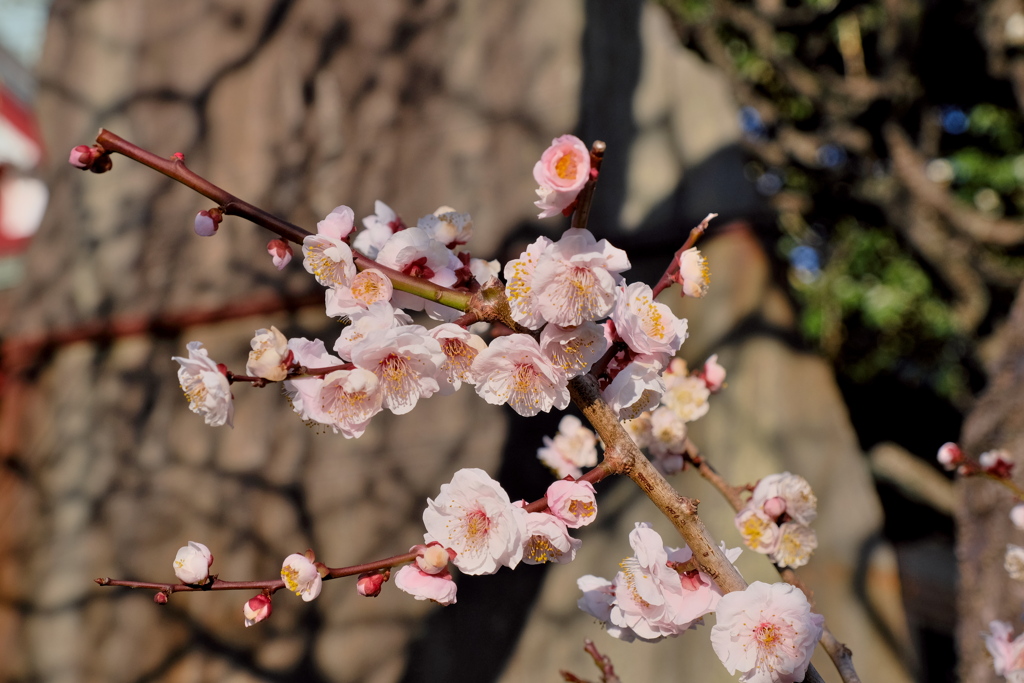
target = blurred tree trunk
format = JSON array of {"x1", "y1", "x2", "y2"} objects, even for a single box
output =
[{"x1": 959, "y1": 280, "x2": 1024, "y2": 682}]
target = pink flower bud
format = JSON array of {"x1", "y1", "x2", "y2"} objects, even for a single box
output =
[
  {"x1": 194, "y1": 209, "x2": 222, "y2": 237},
  {"x1": 545, "y1": 480, "x2": 598, "y2": 528},
  {"x1": 762, "y1": 496, "x2": 787, "y2": 520},
  {"x1": 415, "y1": 545, "x2": 451, "y2": 575},
  {"x1": 1011, "y1": 504, "x2": 1024, "y2": 531},
  {"x1": 356, "y1": 571, "x2": 388, "y2": 597},
  {"x1": 267, "y1": 239, "x2": 292, "y2": 270},
  {"x1": 154, "y1": 592, "x2": 168, "y2": 605},
  {"x1": 69, "y1": 144, "x2": 92, "y2": 169},
  {"x1": 243, "y1": 594, "x2": 272, "y2": 627},
  {"x1": 678, "y1": 569, "x2": 709, "y2": 592},
  {"x1": 981, "y1": 449, "x2": 1015, "y2": 479},
  {"x1": 700, "y1": 354, "x2": 727, "y2": 392},
  {"x1": 936, "y1": 442, "x2": 963, "y2": 471}
]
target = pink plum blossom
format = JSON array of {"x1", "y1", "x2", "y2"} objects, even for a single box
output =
[
  {"x1": 710, "y1": 581, "x2": 824, "y2": 683},
  {"x1": 350, "y1": 326, "x2": 445, "y2": 415},
  {"x1": 243, "y1": 594, "x2": 272, "y2": 627},
  {"x1": 986, "y1": 621, "x2": 1024, "y2": 681},
  {"x1": 936, "y1": 442, "x2": 963, "y2": 470},
  {"x1": 519, "y1": 508, "x2": 581, "y2": 564},
  {"x1": 751, "y1": 473, "x2": 817, "y2": 526},
  {"x1": 282, "y1": 337, "x2": 342, "y2": 427},
  {"x1": 536, "y1": 414, "x2": 599, "y2": 479},
  {"x1": 324, "y1": 269, "x2": 395, "y2": 319},
  {"x1": 173, "y1": 541, "x2": 213, "y2": 584},
  {"x1": 394, "y1": 564, "x2": 457, "y2": 605},
  {"x1": 429, "y1": 323, "x2": 488, "y2": 394},
  {"x1": 281, "y1": 553, "x2": 322, "y2": 602},
  {"x1": 701, "y1": 353, "x2": 727, "y2": 392},
  {"x1": 605, "y1": 523, "x2": 734, "y2": 642},
  {"x1": 533, "y1": 135, "x2": 591, "y2": 219},
  {"x1": 172, "y1": 341, "x2": 234, "y2": 427},
  {"x1": 470, "y1": 334, "x2": 570, "y2": 417},
  {"x1": 981, "y1": 449, "x2": 1015, "y2": 478},
  {"x1": 414, "y1": 544, "x2": 454, "y2": 575},
  {"x1": 267, "y1": 239, "x2": 292, "y2": 270},
  {"x1": 332, "y1": 301, "x2": 411, "y2": 360},
  {"x1": 317, "y1": 204, "x2": 356, "y2": 241},
  {"x1": 319, "y1": 368, "x2": 383, "y2": 438},
  {"x1": 611, "y1": 282, "x2": 688, "y2": 355},
  {"x1": 354, "y1": 200, "x2": 404, "y2": 259},
  {"x1": 504, "y1": 235, "x2": 553, "y2": 329},
  {"x1": 674, "y1": 247, "x2": 710, "y2": 298},
  {"x1": 577, "y1": 575, "x2": 636, "y2": 642},
  {"x1": 246, "y1": 326, "x2": 290, "y2": 382},
  {"x1": 422, "y1": 468, "x2": 527, "y2": 575},
  {"x1": 545, "y1": 480, "x2": 598, "y2": 528},
  {"x1": 531, "y1": 228, "x2": 631, "y2": 327},
  {"x1": 540, "y1": 322, "x2": 608, "y2": 378},
  {"x1": 1012, "y1": 505, "x2": 1024, "y2": 531},
  {"x1": 302, "y1": 231, "x2": 357, "y2": 290}
]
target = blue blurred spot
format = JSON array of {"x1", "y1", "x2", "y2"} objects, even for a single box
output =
[
  {"x1": 790, "y1": 245, "x2": 820, "y2": 273},
  {"x1": 756, "y1": 171, "x2": 783, "y2": 196},
  {"x1": 817, "y1": 144, "x2": 846, "y2": 168},
  {"x1": 941, "y1": 107, "x2": 969, "y2": 135},
  {"x1": 740, "y1": 106, "x2": 767, "y2": 139}
]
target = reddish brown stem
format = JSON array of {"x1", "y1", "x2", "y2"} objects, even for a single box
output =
[
  {"x1": 570, "y1": 141, "x2": 607, "y2": 231},
  {"x1": 650, "y1": 213, "x2": 716, "y2": 299}
]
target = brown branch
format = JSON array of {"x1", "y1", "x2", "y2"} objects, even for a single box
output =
[{"x1": 571, "y1": 141, "x2": 607, "y2": 231}]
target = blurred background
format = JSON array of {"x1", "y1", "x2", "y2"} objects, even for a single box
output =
[{"x1": 2, "y1": 0, "x2": 1024, "y2": 681}]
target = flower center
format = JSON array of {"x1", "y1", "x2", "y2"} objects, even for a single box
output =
[{"x1": 555, "y1": 152, "x2": 579, "y2": 180}]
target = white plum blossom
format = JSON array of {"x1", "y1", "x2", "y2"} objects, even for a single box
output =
[
  {"x1": 531, "y1": 228, "x2": 631, "y2": 327},
  {"x1": 173, "y1": 541, "x2": 213, "y2": 584},
  {"x1": 243, "y1": 594, "x2": 272, "y2": 627},
  {"x1": 325, "y1": 269, "x2": 394, "y2": 318},
  {"x1": 986, "y1": 620, "x2": 1024, "y2": 681},
  {"x1": 246, "y1": 326, "x2": 290, "y2": 382},
  {"x1": 537, "y1": 414, "x2": 599, "y2": 479},
  {"x1": 281, "y1": 553, "x2": 323, "y2": 602},
  {"x1": 577, "y1": 575, "x2": 636, "y2": 642},
  {"x1": 540, "y1": 321, "x2": 608, "y2": 378},
  {"x1": 319, "y1": 368, "x2": 383, "y2": 438},
  {"x1": 173, "y1": 341, "x2": 234, "y2": 427},
  {"x1": 422, "y1": 468, "x2": 527, "y2": 575},
  {"x1": 375, "y1": 226, "x2": 461, "y2": 320},
  {"x1": 350, "y1": 326, "x2": 445, "y2": 415},
  {"x1": 936, "y1": 442, "x2": 963, "y2": 470},
  {"x1": 394, "y1": 564, "x2": 458, "y2": 605},
  {"x1": 660, "y1": 359, "x2": 711, "y2": 423},
  {"x1": 267, "y1": 239, "x2": 292, "y2": 270},
  {"x1": 735, "y1": 507, "x2": 782, "y2": 554},
  {"x1": 469, "y1": 257, "x2": 501, "y2": 286},
  {"x1": 302, "y1": 208, "x2": 358, "y2": 290},
  {"x1": 470, "y1": 334, "x2": 570, "y2": 417},
  {"x1": 519, "y1": 508, "x2": 581, "y2": 565},
  {"x1": 533, "y1": 134, "x2": 591, "y2": 219},
  {"x1": 602, "y1": 353, "x2": 667, "y2": 420},
  {"x1": 751, "y1": 473, "x2": 818, "y2": 526},
  {"x1": 676, "y1": 247, "x2": 710, "y2": 298},
  {"x1": 1007, "y1": 545, "x2": 1024, "y2": 581},
  {"x1": 354, "y1": 200, "x2": 404, "y2": 259},
  {"x1": 283, "y1": 337, "x2": 342, "y2": 427},
  {"x1": 429, "y1": 323, "x2": 488, "y2": 394},
  {"x1": 504, "y1": 235, "x2": 553, "y2": 330},
  {"x1": 770, "y1": 522, "x2": 818, "y2": 569},
  {"x1": 611, "y1": 282, "x2": 688, "y2": 355},
  {"x1": 648, "y1": 406, "x2": 688, "y2": 458},
  {"x1": 710, "y1": 581, "x2": 824, "y2": 683},
  {"x1": 414, "y1": 544, "x2": 453, "y2": 575},
  {"x1": 545, "y1": 479, "x2": 598, "y2": 528},
  {"x1": 621, "y1": 412, "x2": 653, "y2": 450},
  {"x1": 333, "y1": 301, "x2": 411, "y2": 360},
  {"x1": 1013, "y1": 505, "x2": 1024, "y2": 531},
  {"x1": 418, "y1": 206, "x2": 472, "y2": 248}
]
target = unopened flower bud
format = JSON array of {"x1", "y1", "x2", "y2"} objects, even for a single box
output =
[
  {"x1": 154, "y1": 591, "x2": 169, "y2": 605},
  {"x1": 415, "y1": 545, "x2": 451, "y2": 575},
  {"x1": 173, "y1": 541, "x2": 213, "y2": 584},
  {"x1": 243, "y1": 594, "x2": 272, "y2": 626},
  {"x1": 700, "y1": 354, "x2": 727, "y2": 392},
  {"x1": 69, "y1": 144, "x2": 92, "y2": 169},
  {"x1": 194, "y1": 209, "x2": 222, "y2": 237},
  {"x1": 981, "y1": 449, "x2": 1015, "y2": 479},
  {"x1": 762, "y1": 496, "x2": 787, "y2": 520},
  {"x1": 1007, "y1": 544, "x2": 1024, "y2": 580},
  {"x1": 673, "y1": 247, "x2": 710, "y2": 298},
  {"x1": 267, "y1": 239, "x2": 292, "y2": 270},
  {"x1": 1012, "y1": 505, "x2": 1024, "y2": 531},
  {"x1": 246, "y1": 326, "x2": 290, "y2": 382},
  {"x1": 356, "y1": 571, "x2": 388, "y2": 597},
  {"x1": 936, "y1": 442, "x2": 964, "y2": 471}
]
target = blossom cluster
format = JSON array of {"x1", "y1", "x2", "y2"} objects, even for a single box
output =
[
  {"x1": 618, "y1": 355, "x2": 725, "y2": 474},
  {"x1": 577, "y1": 522, "x2": 740, "y2": 642},
  {"x1": 734, "y1": 472, "x2": 818, "y2": 569}
]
